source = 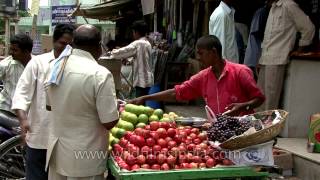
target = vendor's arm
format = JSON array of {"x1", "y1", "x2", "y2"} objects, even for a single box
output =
[
  {"x1": 130, "y1": 70, "x2": 205, "y2": 104},
  {"x1": 129, "y1": 89, "x2": 177, "y2": 105},
  {"x1": 224, "y1": 97, "x2": 264, "y2": 116},
  {"x1": 225, "y1": 66, "x2": 265, "y2": 116},
  {"x1": 110, "y1": 42, "x2": 137, "y2": 59}
]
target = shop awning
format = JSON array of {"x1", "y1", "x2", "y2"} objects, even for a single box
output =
[{"x1": 72, "y1": 0, "x2": 134, "y2": 20}]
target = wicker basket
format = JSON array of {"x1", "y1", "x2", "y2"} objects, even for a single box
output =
[{"x1": 219, "y1": 110, "x2": 289, "y2": 150}]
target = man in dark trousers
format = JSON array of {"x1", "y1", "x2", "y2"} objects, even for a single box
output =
[
  {"x1": 45, "y1": 24, "x2": 119, "y2": 180},
  {"x1": 12, "y1": 24, "x2": 75, "y2": 180}
]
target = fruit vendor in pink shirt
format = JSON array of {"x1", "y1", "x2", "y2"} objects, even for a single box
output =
[{"x1": 130, "y1": 35, "x2": 265, "y2": 116}]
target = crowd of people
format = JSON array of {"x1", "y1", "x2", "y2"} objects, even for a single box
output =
[
  {"x1": 0, "y1": 0, "x2": 316, "y2": 179},
  {"x1": 208, "y1": 0, "x2": 315, "y2": 111},
  {"x1": 132, "y1": 0, "x2": 315, "y2": 114},
  {"x1": 1, "y1": 24, "x2": 119, "y2": 179}
]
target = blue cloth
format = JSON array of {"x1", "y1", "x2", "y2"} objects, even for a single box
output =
[
  {"x1": 46, "y1": 45, "x2": 72, "y2": 86},
  {"x1": 146, "y1": 83, "x2": 162, "y2": 109},
  {"x1": 236, "y1": 28, "x2": 245, "y2": 64},
  {"x1": 244, "y1": 6, "x2": 269, "y2": 67}
]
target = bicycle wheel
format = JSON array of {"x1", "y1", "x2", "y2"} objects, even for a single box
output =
[{"x1": 0, "y1": 135, "x2": 26, "y2": 179}]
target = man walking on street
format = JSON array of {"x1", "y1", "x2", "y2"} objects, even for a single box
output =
[
  {"x1": 257, "y1": 0, "x2": 315, "y2": 110},
  {"x1": 12, "y1": 24, "x2": 75, "y2": 180},
  {"x1": 45, "y1": 24, "x2": 119, "y2": 180}
]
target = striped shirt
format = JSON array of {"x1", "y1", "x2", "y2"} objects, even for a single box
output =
[
  {"x1": 259, "y1": 0, "x2": 315, "y2": 65},
  {"x1": 0, "y1": 56, "x2": 25, "y2": 114},
  {"x1": 110, "y1": 37, "x2": 154, "y2": 88}
]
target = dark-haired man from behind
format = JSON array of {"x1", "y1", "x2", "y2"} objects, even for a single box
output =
[
  {"x1": 110, "y1": 20, "x2": 153, "y2": 97},
  {"x1": 0, "y1": 34, "x2": 33, "y2": 130},
  {"x1": 130, "y1": 35, "x2": 265, "y2": 116},
  {"x1": 12, "y1": 24, "x2": 75, "y2": 180},
  {"x1": 45, "y1": 24, "x2": 118, "y2": 180}
]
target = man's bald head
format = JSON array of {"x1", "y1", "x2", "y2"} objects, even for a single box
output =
[
  {"x1": 73, "y1": 24, "x2": 101, "y2": 47},
  {"x1": 73, "y1": 24, "x2": 102, "y2": 60}
]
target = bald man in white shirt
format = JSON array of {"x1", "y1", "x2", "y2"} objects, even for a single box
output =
[{"x1": 45, "y1": 25, "x2": 119, "y2": 180}]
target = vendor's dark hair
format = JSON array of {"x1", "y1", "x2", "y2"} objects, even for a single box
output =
[
  {"x1": 53, "y1": 24, "x2": 75, "y2": 42},
  {"x1": 131, "y1": 20, "x2": 148, "y2": 36},
  {"x1": 73, "y1": 28, "x2": 101, "y2": 47},
  {"x1": 10, "y1": 33, "x2": 33, "y2": 52},
  {"x1": 196, "y1": 35, "x2": 222, "y2": 59}
]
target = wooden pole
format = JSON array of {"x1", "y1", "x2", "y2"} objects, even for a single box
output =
[
  {"x1": 203, "y1": 0, "x2": 209, "y2": 35},
  {"x1": 192, "y1": 0, "x2": 200, "y2": 35},
  {"x1": 14, "y1": 21, "x2": 19, "y2": 34},
  {"x1": 14, "y1": 0, "x2": 19, "y2": 35},
  {"x1": 154, "y1": 0, "x2": 157, "y2": 32},
  {"x1": 179, "y1": 0, "x2": 183, "y2": 30},
  {"x1": 31, "y1": 15, "x2": 38, "y2": 40},
  {"x1": 4, "y1": 18, "x2": 10, "y2": 56}
]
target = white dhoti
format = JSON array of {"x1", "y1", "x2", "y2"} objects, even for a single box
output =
[{"x1": 49, "y1": 165, "x2": 105, "y2": 180}]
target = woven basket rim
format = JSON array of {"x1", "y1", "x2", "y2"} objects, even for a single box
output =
[{"x1": 219, "y1": 110, "x2": 289, "y2": 150}]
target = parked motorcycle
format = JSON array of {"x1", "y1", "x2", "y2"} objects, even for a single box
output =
[{"x1": 0, "y1": 116, "x2": 25, "y2": 179}]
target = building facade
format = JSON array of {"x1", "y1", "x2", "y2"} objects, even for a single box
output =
[{"x1": 12, "y1": 0, "x2": 115, "y2": 54}]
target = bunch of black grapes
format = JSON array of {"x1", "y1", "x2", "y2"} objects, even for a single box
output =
[{"x1": 207, "y1": 114, "x2": 251, "y2": 142}]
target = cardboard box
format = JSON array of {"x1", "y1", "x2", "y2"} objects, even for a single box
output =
[
  {"x1": 308, "y1": 113, "x2": 320, "y2": 153},
  {"x1": 273, "y1": 148, "x2": 293, "y2": 170},
  {"x1": 41, "y1": 34, "x2": 53, "y2": 53},
  {"x1": 98, "y1": 57, "x2": 122, "y2": 90}
]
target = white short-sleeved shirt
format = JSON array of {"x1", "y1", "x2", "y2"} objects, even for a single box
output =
[
  {"x1": 45, "y1": 49, "x2": 119, "y2": 177},
  {"x1": 209, "y1": 1, "x2": 239, "y2": 62},
  {"x1": 12, "y1": 51, "x2": 54, "y2": 149}
]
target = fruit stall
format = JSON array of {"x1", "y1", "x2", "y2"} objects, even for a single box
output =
[
  {"x1": 108, "y1": 103, "x2": 288, "y2": 180},
  {"x1": 108, "y1": 159, "x2": 268, "y2": 180}
]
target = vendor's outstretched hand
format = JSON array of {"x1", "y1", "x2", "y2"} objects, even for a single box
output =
[
  {"x1": 224, "y1": 103, "x2": 247, "y2": 116},
  {"x1": 127, "y1": 96, "x2": 145, "y2": 105}
]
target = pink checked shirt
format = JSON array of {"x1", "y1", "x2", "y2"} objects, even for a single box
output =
[{"x1": 175, "y1": 60, "x2": 265, "y2": 115}]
